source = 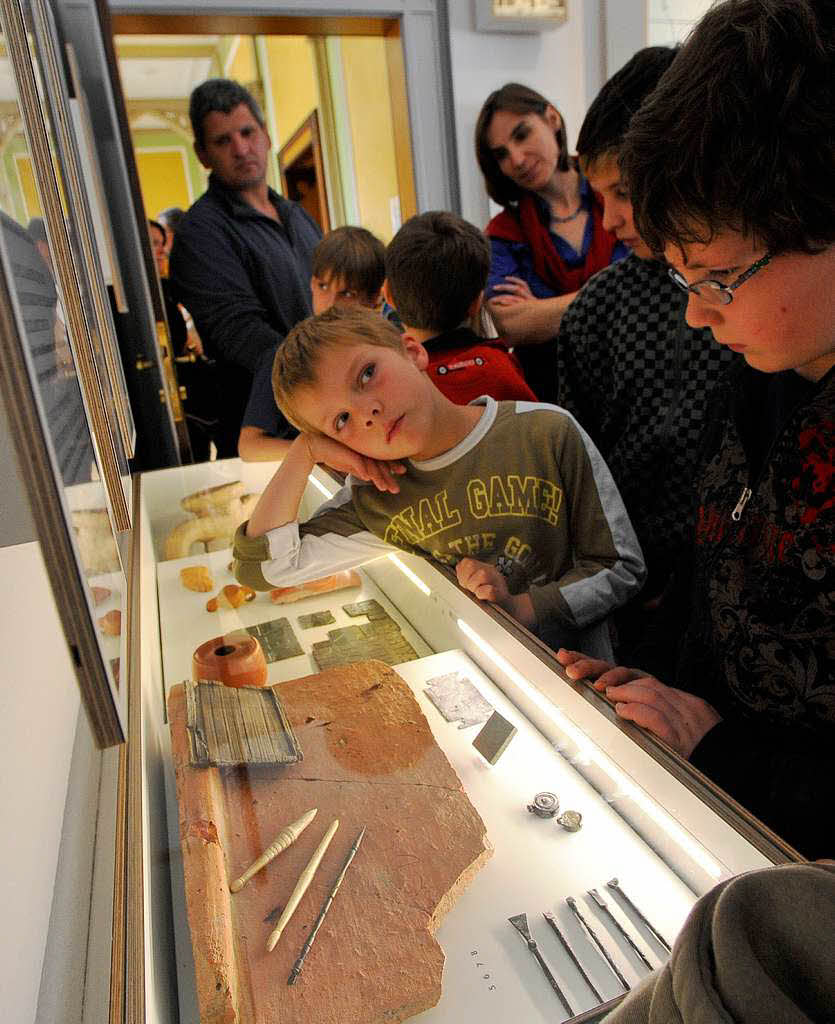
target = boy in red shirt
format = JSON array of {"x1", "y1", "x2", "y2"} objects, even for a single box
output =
[{"x1": 383, "y1": 211, "x2": 537, "y2": 404}]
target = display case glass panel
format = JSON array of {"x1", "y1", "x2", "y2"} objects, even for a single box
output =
[
  {"x1": 0, "y1": 0, "x2": 128, "y2": 744},
  {"x1": 141, "y1": 458, "x2": 789, "y2": 1024}
]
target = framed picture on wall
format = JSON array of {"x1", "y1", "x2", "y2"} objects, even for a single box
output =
[
  {"x1": 474, "y1": 0, "x2": 568, "y2": 33},
  {"x1": 0, "y1": 0, "x2": 129, "y2": 746}
]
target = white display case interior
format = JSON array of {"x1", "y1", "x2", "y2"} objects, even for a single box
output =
[{"x1": 138, "y1": 457, "x2": 783, "y2": 1024}]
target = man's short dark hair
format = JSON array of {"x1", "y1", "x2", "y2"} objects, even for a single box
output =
[
  {"x1": 621, "y1": 0, "x2": 835, "y2": 255},
  {"x1": 312, "y1": 227, "x2": 385, "y2": 301},
  {"x1": 474, "y1": 83, "x2": 570, "y2": 207},
  {"x1": 189, "y1": 79, "x2": 265, "y2": 149},
  {"x1": 385, "y1": 211, "x2": 491, "y2": 332},
  {"x1": 577, "y1": 46, "x2": 678, "y2": 173}
]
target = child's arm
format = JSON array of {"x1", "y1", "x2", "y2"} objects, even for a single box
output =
[
  {"x1": 530, "y1": 415, "x2": 646, "y2": 630},
  {"x1": 237, "y1": 426, "x2": 296, "y2": 463},
  {"x1": 455, "y1": 559, "x2": 536, "y2": 628},
  {"x1": 234, "y1": 434, "x2": 407, "y2": 591},
  {"x1": 246, "y1": 433, "x2": 403, "y2": 538}
]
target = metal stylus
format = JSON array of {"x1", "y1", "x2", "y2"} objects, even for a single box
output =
[
  {"x1": 542, "y1": 911, "x2": 604, "y2": 1003},
  {"x1": 287, "y1": 826, "x2": 366, "y2": 984},
  {"x1": 509, "y1": 913, "x2": 574, "y2": 1017},
  {"x1": 606, "y1": 878, "x2": 672, "y2": 953},
  {"x1": 587, "y1": 889, "x2": 654, "y2": 971},
  {"x1": 566, "y1": 896, "x2": 630, "y2": 992}
]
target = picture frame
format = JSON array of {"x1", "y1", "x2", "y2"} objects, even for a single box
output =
[{"x1": 473, "y1": 0, "x2": 568, "y2": 33}]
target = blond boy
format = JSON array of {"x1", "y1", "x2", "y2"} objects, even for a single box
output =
[
  {"x1": 238, "y1": 227, "x2": 385, "y2": 461},
  {"x1": 234, "y1": 307, "x2": 644, "y2": 648}
]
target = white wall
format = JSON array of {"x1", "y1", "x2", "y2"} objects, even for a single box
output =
[
  {"x1": 448, "y1": 0, "x2": 604, "y2": 229},
  {"x1": 648, "y1": 0, "x2": 714, "y2": 45},
  {"x1": 0, "y1": 542, "x2": 84, "y2": 1022}
]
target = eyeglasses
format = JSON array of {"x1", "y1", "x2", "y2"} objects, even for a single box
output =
[{"x1": 667, "y1": 253, "x2": 771, "y2": 305}]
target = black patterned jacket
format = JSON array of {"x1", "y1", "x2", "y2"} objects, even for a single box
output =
[
  {"x1": 556, "y1": 255, "x2": 739, "y2": 593},
  {"x1": 683, "y1": 363, "x2": 835, "y2": 857}
]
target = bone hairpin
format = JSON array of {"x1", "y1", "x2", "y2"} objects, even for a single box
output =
[
  {"x1": 230, "y1": 808, "x2": 318, "y2": 892},
  {"x1": 266, "y1": 819, "x2": 339, "y2": 953}
]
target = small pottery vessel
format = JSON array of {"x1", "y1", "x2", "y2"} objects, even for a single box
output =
[{"x1": 192, "y1": 630, "x2": 268, "y2": 687}]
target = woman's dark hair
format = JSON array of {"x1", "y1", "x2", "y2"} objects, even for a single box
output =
[
  {"x1": 475, "y1": 83, "x2": 570, "y2": 207},
  {"x1": 621, "y1": 0, "x2": 835, "y2": 255},
  {"x1": 148, "y1": 219, "x2": 167, "y2": 244}
]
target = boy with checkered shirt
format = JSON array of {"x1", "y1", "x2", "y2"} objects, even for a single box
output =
[{"x1": 555, "y1": 46, "x2": 739, "y2": 648}]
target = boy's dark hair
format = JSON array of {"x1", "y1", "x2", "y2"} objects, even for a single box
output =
[
  {"x1": 385, "y1": 211, "x2": 490, "y2": 332},
  {"x1": 576, "y1": 46, "x2": 678, "y2": 173},
  {"x1": 312, "y1": 226, "x2": 385, "y2": 301},
  {"x1": 189, "y1": 79, "x2": 265, "y2": 150},
  {"x1": 621, "y1": 0, "x2": 835, "y2": 256},
  {"x1": 475, "y1": 83, "x2": 570, "y2": 207}
]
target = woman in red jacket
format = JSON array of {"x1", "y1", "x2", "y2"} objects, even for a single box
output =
[{"x1": 475, "y1": 83, "x2": 626, "y2": 398}]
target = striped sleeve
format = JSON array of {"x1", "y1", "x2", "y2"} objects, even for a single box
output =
[
  {"x1": 233, "y1": 481, "x2": 396, "y2": 590},
  {"x1": 517, "y1": 401, "x2": 646, "y2": 629}
]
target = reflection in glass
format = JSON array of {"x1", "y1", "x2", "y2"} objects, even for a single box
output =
[{"x1": 0, "y1": 18, "x2": 124, "y2": 700}]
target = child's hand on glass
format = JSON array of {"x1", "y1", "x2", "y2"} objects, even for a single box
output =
[
  {"x1": 305, "y1": 433, "x2": 406, "y2": 493},
  {"x1": 455, "y1": 557, "x2": 536, "y2": 627}
]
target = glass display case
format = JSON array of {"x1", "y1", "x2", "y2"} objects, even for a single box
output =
[
  {"x1": 0, "y1": 5, "x2": 802, "y2": 1021},
  {"x1": 135, "y1": 456, "x2": 793, "y2": 1024}
]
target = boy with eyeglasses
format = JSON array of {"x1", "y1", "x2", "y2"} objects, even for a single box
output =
[
  {"x1": 558, "y1": 0, "x2": 834, "y2": 859},
  {"x1": 556, "y1": 46, "x2": 740, "y2": 655}
]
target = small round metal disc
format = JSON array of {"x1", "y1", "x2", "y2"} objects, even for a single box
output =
[
  {"x1": 556, "y1": 810, "x2": 583, "y2": 832},
  {"x1": 527, "y1": 791, "x2": 560, "y2": 817}
]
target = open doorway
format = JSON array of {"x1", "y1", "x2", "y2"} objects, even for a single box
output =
[
  {"x1": 113, "y1": 24, "x2": 416, "y2": 245},
  {"x1": 277, "y1": 110, "x2": 329, "y2": 233}
]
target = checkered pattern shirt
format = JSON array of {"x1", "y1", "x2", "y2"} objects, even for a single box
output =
[{"x1": 556, "y1": 254, "x2": 740, "y2": 587}]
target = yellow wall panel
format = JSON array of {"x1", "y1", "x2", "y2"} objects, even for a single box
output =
[
  {"x1": 225, "y1": 35, "x2": 257, "y2": 86},
  {"x1": 340, "y1": 37, "x2": 399, "y2": 242},
  {"x1": 135, "y1": 149, "x2": 191, "y2": 222},
  {"x1": 15, "y1": 155, "x2": 42, "y2": 220},
  {"x1": 265, "y1": 36, "x2": 317, "y2": 145}
]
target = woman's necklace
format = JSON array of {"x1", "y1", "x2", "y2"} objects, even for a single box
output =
[{"x1": 551, "y1": 201, "x2": 584, "y2": 224}]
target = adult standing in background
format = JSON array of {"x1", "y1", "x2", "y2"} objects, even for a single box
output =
[
  {"x1": 170, "y1": 79, "x2": 321, "y2": 458},
  {"x1": 157, "y1": 206, "x2": 184, "y2": 258},
  {"x1": 475, "y1": 83, "x2": 626, "y2": 399}
]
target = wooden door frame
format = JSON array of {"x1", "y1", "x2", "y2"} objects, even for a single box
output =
[
  {"x1": 107, "y1": 0, "x2": 459, "y2": 218},
  {"x1": 277, "y1": 109, "x2": 330, "y2": 233}
]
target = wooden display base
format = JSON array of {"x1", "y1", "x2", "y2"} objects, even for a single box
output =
[{"x1": 168, "y1": 660, "x2": 492, "y2": 1023}]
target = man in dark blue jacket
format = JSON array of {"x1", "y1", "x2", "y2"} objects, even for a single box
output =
[{"x1": 170, "y1": 79, "x2": 321, "y2": 457}]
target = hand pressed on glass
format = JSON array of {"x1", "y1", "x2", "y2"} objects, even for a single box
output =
[{"x1": 556, "y1": 649, "x2": 721, "y2": 758}]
